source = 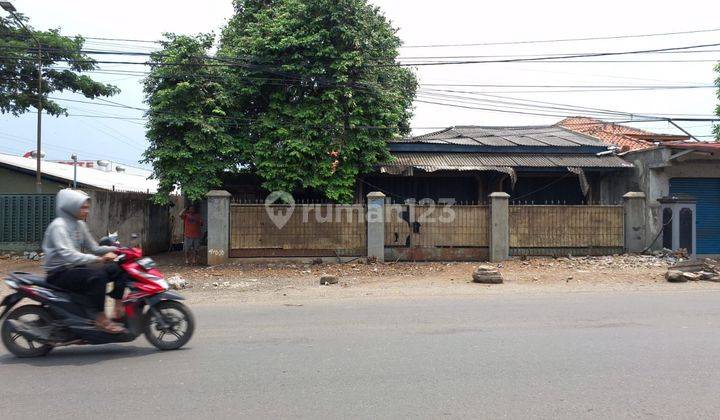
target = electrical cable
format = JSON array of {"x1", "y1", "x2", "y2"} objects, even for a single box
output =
[
  {"x1": 642, "y1": 214, "x2": 674, "y2": 254},
  {"x1": 402, "y1": 27, "x2": 720, "y2": 48},
  {"x1": 3, "y1": 41, "x2": 720, "y2": 67}
]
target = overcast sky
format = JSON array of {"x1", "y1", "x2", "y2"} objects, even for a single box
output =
[{"x1": 1, "y1": 0, "x2": 718, "y2": 169}]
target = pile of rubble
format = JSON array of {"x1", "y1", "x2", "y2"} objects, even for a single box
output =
[
  {"x1": 666, "y1": 259, "x2": 720, "y2": 283},
  {"x1": 519, "y1": 254, "x2": 675, "y2": 271},
  {"x1": 23, "y1": 251, "x2": 42, "y2": 261},
  {"x1": 167, "y1": 275, "x2": 188, "y2": 290},
  {"x1": 472, "y1": 265, "x2": 503, "y2": 284},
  {"x1": 0, "y1": 251, "x2": 44, "y2": 261}
]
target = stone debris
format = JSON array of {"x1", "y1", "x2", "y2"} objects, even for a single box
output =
[
  {"x1": 472, "y1": 265, "x2": 503, "y2": 284},
  {"x1": 665, "y1": 258, "x2": 720, "y2": 283},
  {"x1": 320, "y1": 275, "x2": 339, "y2": 285},
  {"x1": 202, "y1": 280, "x2": 255, "y2": 289},
  {"x1": 22, "y1": 251, "x2": 42, "y2": 261},
  {"x1": 682, "y1": 272, "x2": 701, "y2": 281},
  {"x1": 167, "y1": 275, "x2": 187, "y2": 290},
  {"x1": 665, "y1": 270, "x2": 685, "y2": 283},
  {"x1": 699, "y1": 271, "x2": 717, "y2": 280},
  {"x1": 523, "y1": 254, "x2": 677, "y2": 271}
]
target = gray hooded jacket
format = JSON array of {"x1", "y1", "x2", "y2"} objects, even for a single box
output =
[{"x1": 42, "y1": 189, "x2": 116, "y2": 273}]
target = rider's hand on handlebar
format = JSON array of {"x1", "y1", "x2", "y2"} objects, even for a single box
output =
[{"x1": 101, "y1": 252, "x2": 118, "y2": 262}]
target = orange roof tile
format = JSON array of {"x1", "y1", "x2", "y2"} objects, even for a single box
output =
[{"x1": 557, "y1": 117, "x2": 689, "y2": 152}]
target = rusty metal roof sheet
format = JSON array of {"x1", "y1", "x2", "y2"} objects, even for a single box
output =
[
  {"x1": 402, "y1": 125, "x2": 604, "y2": 148},
  {"x1": 383, "y1": 152, "x2": 632, "y2": 170}
]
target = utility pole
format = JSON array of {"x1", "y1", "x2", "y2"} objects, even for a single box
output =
[
  {"x1": 71, "y1": 154, "x2": 78, "y2": 189},
  {"x1": 1, "y1": 2, "x2": 43, "y2": 193}
]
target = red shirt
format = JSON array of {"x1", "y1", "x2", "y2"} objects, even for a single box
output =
[{"x1": 182, "y1": 213, "x2": 204, "y2": 239}]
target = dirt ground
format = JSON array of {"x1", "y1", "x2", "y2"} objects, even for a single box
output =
[{"x1": 3, "y1": 252, "x2": 720, "y2": 305}]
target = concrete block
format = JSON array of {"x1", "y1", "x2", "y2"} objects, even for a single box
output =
[
  {"x1": 623, "y1": 192, "x2": 647, "y2": 253},
  {"x1": 367, "y1": 192, "x2": 386, "y2": 263},
  {"x1": 206, "y1": 190, "x2": 231, "y2": 265},
  {"x1": 489, "y1": 192, "x2": 510, "y2": 262}
]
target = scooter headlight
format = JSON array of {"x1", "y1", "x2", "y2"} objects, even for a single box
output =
[
  {"x1": 156, "y1": 278, "x2": 169, "y2": 290},
  {"x1": 138, "y1": 272, "x2": 169, "y2": 291}
]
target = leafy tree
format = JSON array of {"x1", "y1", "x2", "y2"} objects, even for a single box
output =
[
  {"x1": 221, "y1": 0, "x2": 416, "y2": 202},
  {"x1": 0, "y1": 13, "x2": 118, "y2": 116},
  {"x1": 143, "y1": 34, "x2": 237, "y2": 203},
  {"x1": 143, "y1": 0, "x2": 416, "y2": 203}
]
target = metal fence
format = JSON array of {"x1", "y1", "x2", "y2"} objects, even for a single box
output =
[
  {"x1": 384, "y1": 204, "x2": 490, "y2": 261},
  {"x1": 0, "y1": 194, "x2": 55, "y2": 248},
  {"x1": 509, "y1": 205, "x2": 624, "y2": 255},
  {"x1": 229, "y1": 204, "x2": 366, "y2": 257},
  {"x1": 385, "y1": 204, "x2": 489, "y2": 247},
  {"x1": 226, "y1": 201, "x2": 626, "y2": 260}
]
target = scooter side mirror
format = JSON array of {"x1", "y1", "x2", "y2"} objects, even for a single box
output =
[{"x1": 98, "y1": 237, "x2": 114, "y2": 246}]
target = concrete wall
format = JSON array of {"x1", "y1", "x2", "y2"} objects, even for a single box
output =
[
  {"x1": 85, "y1": 191, "x2": 173, "y2": 255},
  {"x1": 598, "y1": 172, "x2": 630, "y2": 205},
  {"x1": 623, "y1": 148, "x2": 720, "y2": 250},
  {"x1": 0, "y1": 167, "x2": 67, "y2": 194}
]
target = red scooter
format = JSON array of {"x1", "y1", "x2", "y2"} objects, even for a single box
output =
[{"x1": 0, "y1": 235, "x2": 194, "y2": 357}]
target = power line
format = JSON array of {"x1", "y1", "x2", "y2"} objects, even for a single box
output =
[
  {"x1": 4, "y1": 41, "x2": 720, "y2": 68},
  {"x1": 8, "y1": 43, "x2": 720, "y2": 61},
  {"x1": 401, "y1": 27, "x2": 720, "y2": 48},
  {"x1": 417, "y1": 89, "x2": 719, "y2": 118},
  {"x1": 19, "y1": 27, "x2": 720, "y2": 50},
  {"x1": 0, "y1": 131, "x2": 150, "y2": 169},
  {"x1": 48, "y1": 91, "x2": 719, "y2": 128},
  {"x1": 414, "y1": 98, "x2": 615, "y2": 118},
  {"x1": 398, "y1": 49, "x2": 720, "y2": 60},
  {"x1": 420, "y1": 83, "x2": 715, "y2": 89},
  {"x1": 83, "y1": 36, "x2": 160, "y2": 44},
  {"x1": 414, "y1": 98, "x2": 720, "y2": 122},
  {"x1": 394, "y1": 42, "x2": 720, "y2": 66},
  {"x1": 422, "y1": 86, "x2": 720, "y2": 94},
  {"x1": 416, "y1": 92, "x2": 621, "y2": 119}
]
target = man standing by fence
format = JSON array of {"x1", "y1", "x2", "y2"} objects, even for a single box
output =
[{"x1": 181, "y1": 205, "x2": 204, "y2": 265}]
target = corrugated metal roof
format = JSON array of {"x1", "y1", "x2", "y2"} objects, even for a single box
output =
[
  {"x1": 403, "y1": 125, "x2": 605, "y2": 148},
  {"x1": 383, "y1": 152, "x2": 632, "y2": 170},
  {"x1": 0, "y1": 153, "x2": 159, "y2": 193}
]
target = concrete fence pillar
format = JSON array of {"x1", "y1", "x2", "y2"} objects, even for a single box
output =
[
  {"x1": 366, "y1": 191, "x2": 386, "y2": 262},
  {"x1": 489, "y1": 192, "x2": 510, "y2": 262},
  {"x1": 206, "y1": 190, "x2": 231, "y2": 265},
  {"x1": 623, "y1": 192, "x2": 647, "y2": 253}
]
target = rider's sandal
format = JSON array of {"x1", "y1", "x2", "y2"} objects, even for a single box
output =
[
  {"x1": 97, "y1": 319, "x2": 127, "y2": 334},
  {"x1": 111, "y1": 311, "x2": 126, "y2": 323}
]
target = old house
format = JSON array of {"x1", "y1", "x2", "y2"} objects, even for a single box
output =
[
  {"x1": 560, "y1": 117, "x2": 720, "y2": 255},
  {"x1": 0, "y1": 153, "x2": 178, "y2": 254},
  {"x1": 360, "y1": 125, "x2": 633, "y2": 204},
  {"x1": 0, "y1": 152, "x2": 158, "y2": 194}
]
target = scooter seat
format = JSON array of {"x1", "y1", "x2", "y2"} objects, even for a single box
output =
[{"x1": 9, "y1": 272, "x2": 69, "y2": 292}]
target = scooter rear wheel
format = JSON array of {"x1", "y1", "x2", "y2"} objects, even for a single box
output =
[
  {"x1": 144, "y1": 301, "x2": 194, "y2": 351},
  {"x1": 1, "y1": 305, "x2": 53, "y2": 358}
]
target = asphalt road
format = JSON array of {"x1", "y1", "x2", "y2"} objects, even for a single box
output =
[{"x1": 3, "y1": 290, "x2": 720, "y2": 419}]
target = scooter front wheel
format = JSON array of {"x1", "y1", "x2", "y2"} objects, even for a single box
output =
[
  {"x1": 144, "y1": 300, "x2": 195, "y2": 351},
  {"x1": 1, "y1": 305, "x2": 53, "y2": 358}
]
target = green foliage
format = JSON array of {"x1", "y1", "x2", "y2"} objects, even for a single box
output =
[
  {"x1": 219, "y1": 0, "x2": 417, "y2": 202},
  {"x1": 143, "y1": 34, "x2": 238, "y2": 204},
  {"x1": 142, "y1": 0, "x2": 416, "y2": 203},
  {"x1": 0, "y1": 14, "x2": 119, "y2": 116}
]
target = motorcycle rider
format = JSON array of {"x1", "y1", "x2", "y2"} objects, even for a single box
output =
[{"x1": 42, "y1": 189, "x2": 127, "y2": 334}]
